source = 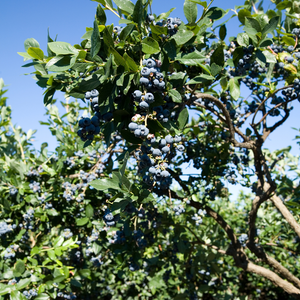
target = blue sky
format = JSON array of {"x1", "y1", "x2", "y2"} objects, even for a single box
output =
[{"x1": 0, "y1": 0, "x2": 299, "y2": 159}]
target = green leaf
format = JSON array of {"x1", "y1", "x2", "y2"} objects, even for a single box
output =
[
  {"x1": 46, "y1": 55, "x2": 76, "y2": 72},
  {"x1": 163, "y1": 39, "x2": 177, "y2": 60},
  {"x1": 229, "y1": 78, "x2": 240, "y2": 100},
  {"x1": 91, "y1": 20, "x2": 101, "y2": 58},
  {"x1": 178, "y1": 108, "x2": 189, "y2": 130},
  {"x1": 120, "y1": 130, "x2": 143, "y2": 144},
  {"x1": 276, "y1": 1, "x2": 291, "y2": 10},
  {"x1": 282, "y1": 36, "x2": 295, "y2": 46},
  {"x1": 175, "y1": 50, "x2": 205, "y2": 66},
  {"x1": 210, "y1": 45, "x2": 224, "y2": 67},
  {"x1": 187, "y1": 0, "x2": 207, "y2": 8},
  {"x1": 172, "y1": 29, "x2": 194, "y2": 45},
  {"x1": 53, "y1": 236, "x2": 64, "y2": 247},
  {"x1": 262, "y1": 50, "x2": 277, "y2": 63},
  {"x1": 219, "y1": 24, "x2": 226, "y2": 40},
  {"x1": 123, "y1": 53, "x2": 139, "y2": 71},
  {"x1": 10, "y1": 291, "x2": 27, "y2": 300},
  {"x1": 76, "y1": 217, "x2": 89, "y2": 226},
  {"x1": 111, "y1": 198, "x2": 130, "y2": 211},
  {"x1": 245, "y1": 17, "x2": 261, "y2": 34},
  {"x1": 142, "y1": 37, "x2": 160, "y2": 54},
  {"x1": 238, "y1": 9, "x2": 252, "y2": 25},
  {"x1": 70, "y1": 279, "x2": 82, "y2": 288},
  {"x1": 262, "y1": 16, "x2": 279, "y2": 35},
  {"x1": 147, "y1": 119, "x2": 165, "y2": 133},
  {"x1": 85, "y1": 204, "x2": 94, "y2": 218},
  {"x1": 120, "y1": 151, "x2": 129, "y2": 177},
  {"x1": 48, "y1": 42, "x2": 78, "y2": 55},
  {"x1": 237, "y1": 33, "x2": 249, "y2": 47},
  {"x1": 119, "y1": 24, "x2": 135, "y2": 41},
  {"x1": 157, "y1": 7, "x2": 176, "y2": 20},
  {"x1": 15, "y1": 278, "x2": 31, "y2": 291},
  {"x1": 187, "y1": 74, "x2": 214, "y2": 84},
  {"x1": 168, "y1": 89, "x2": 182, "y2": 103},
  {"x1": 184, "y1": 0, "x2": 197, "y2": 24},
  {"x1": 27, "y1": 47, "x2": 44, "y2": 60},
  {"x1": 34, "y1": 294, "x2": 50, "y2": 300},
  {"x1": 205, "y1": 7, "x2": 225, "y2": 20},
  {"x1": 132, "y1": 0, "x2": 143, "y2": 28},
  {"x1": 110, "y1": 47, "x2": 129, "y2": 69},
  {"x1": 47, "y1": 250, "x2": 56, "y2": 260},
  {"x1": 24, "y1": 38, "x2": 40, "y2": 51},
  {"x1": 96, "y1": 4, "x2": 107, "y2": 25},
  {"x1": 211, "y1": 63, "x2": 222, "y2": 76},
  {"x1": 113, "y1": 0, "x2": 134, "y2": 14},
  {"x1": 14, "y1": 260, "x2": 26, "y2": 275},
  {"x1": 43, "y1": 88, "x2": 55, "y2": 106},
  {"x1": 259, "y1": 38, "x2": 273, "y2": 47},
  {"x1": 79, "y1": 74, "x2": 101, "y2": 90},
  {"x1": 148, "y1": 275, "x2": 165, "y2": 295},
  {"x1": 89, "y1": 179, "x2": 121, "y2": 191},
  {"x1": 0, "y1": 285, "x2": 12, "y2": 296}
]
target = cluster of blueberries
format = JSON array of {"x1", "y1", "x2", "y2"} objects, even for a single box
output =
[
  {"x1": 135, "y1": 134, "x2": 184, "y2": 189},
  {"x1": 22, "y1": 289, "x2": 38, "y2": 299},
  {"x1": 4, "y1": 244, "x2": 18, "y2": 259},
  {"x1": 139, "y1": 58, "x2": 165, "y2": 91},
  {"x1": 20, "y1": 208, "x2": 35, "y2": 230},
  {"x1": 0, "y1": 221, "x2": 15, "y2": 236},
  {"x1": 62, "y1": 228, "x2": 73, "y2": 239},
  {"x1": 29, "y1": 181, "x2": 41, "y2": 193},
  {"x1": 57, "y1": 292, "x2": 77, "y2": 299},
  {"x1": 174, "y1": 204, "x2": 185, "y2": 216},
  {"x1": 191, "y1": 209, "x2": 206, "y2": 226},
  {"x1": 103, "y1": 209, "x2": 116, "y2": 226},
  {"x1": 147, "y1": 15, "x2": 182, "y2": 37},
  {"x1": 238, "y1": 233, "x2": 248, "y2": 247}
]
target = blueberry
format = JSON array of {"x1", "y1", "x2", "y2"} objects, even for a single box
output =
[
  {"x1": 128, "y1": 122, "x2": 138, "y2": 131},
  {"x1": 161, "y1": 146, "x2": 170, "y2": 153},
  {"x1": 165, "y1": 135, "x2": 173, "y2": 144},
  {"x1": 140, "y1": 77, "x2": 149, "y2": 86},
  {"x1": 132, "y1": 90, "x2": 142, "y2": 101},
  {"x1": 145, "y1": 93, "x2": 155, "y2": 103},
  {"x1": 152, "y1": 148, "x2": 162, "y2": 156},
  {"x1": 141, "y1": 67, "x2": 151, "y2": 77},
  {"x1": 139, "y1": 101, "x2": 149, "y2": 109},
  {"x1": 145, "y1": 58, "x2": 156, "y2": 68},
  {"x1": 177, "y1": 145, "x2": 185, "y2": 151},
  {"x1": 90, "y1": 89, "x2": 99, "y2": 97}
]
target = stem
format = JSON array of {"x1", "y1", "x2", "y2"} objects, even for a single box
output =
[{"x1": 196, "y1": 0, "x2": 214, "y2": 24}]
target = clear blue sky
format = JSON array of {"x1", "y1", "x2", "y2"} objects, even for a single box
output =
[{"x1": 0, "y1": 0, "x2": 298, "y2": 157}]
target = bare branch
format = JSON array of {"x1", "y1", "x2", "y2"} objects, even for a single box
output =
[
  {"x1": 251, "y1": 85, "x2": 293, "y2": 126},
  {"x1": 271, "y1": 194, "x2": 300, "y2": 239},
  {"x1": 192, "y1": 93, "x2": 253, "y2": 149},
  {"x1": 246, "y1": 261, "x2": 300, "y2": 298}
]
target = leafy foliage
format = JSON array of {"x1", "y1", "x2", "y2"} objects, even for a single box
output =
[{"x1": 1, "y1": 0, "x2": 300, "y2": 299}]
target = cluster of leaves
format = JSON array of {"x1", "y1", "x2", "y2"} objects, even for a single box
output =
[{"x1": 1, "y1": 0, "x2": 300, "y2": 299}]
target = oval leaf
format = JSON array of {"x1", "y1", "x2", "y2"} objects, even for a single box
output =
[{"x1": 142, "y1": 37, "x2": 160, "y2": 54}]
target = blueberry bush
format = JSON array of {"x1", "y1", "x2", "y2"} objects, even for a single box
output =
[{"x1": 2, "y1": 0, "x2": 300, "y2": 299}]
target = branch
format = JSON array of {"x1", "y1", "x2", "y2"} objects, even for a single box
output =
[
  {"x1": 190, "y1": 199, "x2": 300, "y2": 297},
  {"x1": 254, "y1": 98, "x2": 295, "y2": 127},
  {"x1": 246, "y1": 261, "x2": 300, "y2": 298},
  {"x1": 271, "y1": 194, "x2": 300, "y2": 239},
  {"x1": 192, "y1": 93, "x2": 253, "y2": 149},
  {"x1": 251, "y1": 85, "x2": 293, "y2": 126}
]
